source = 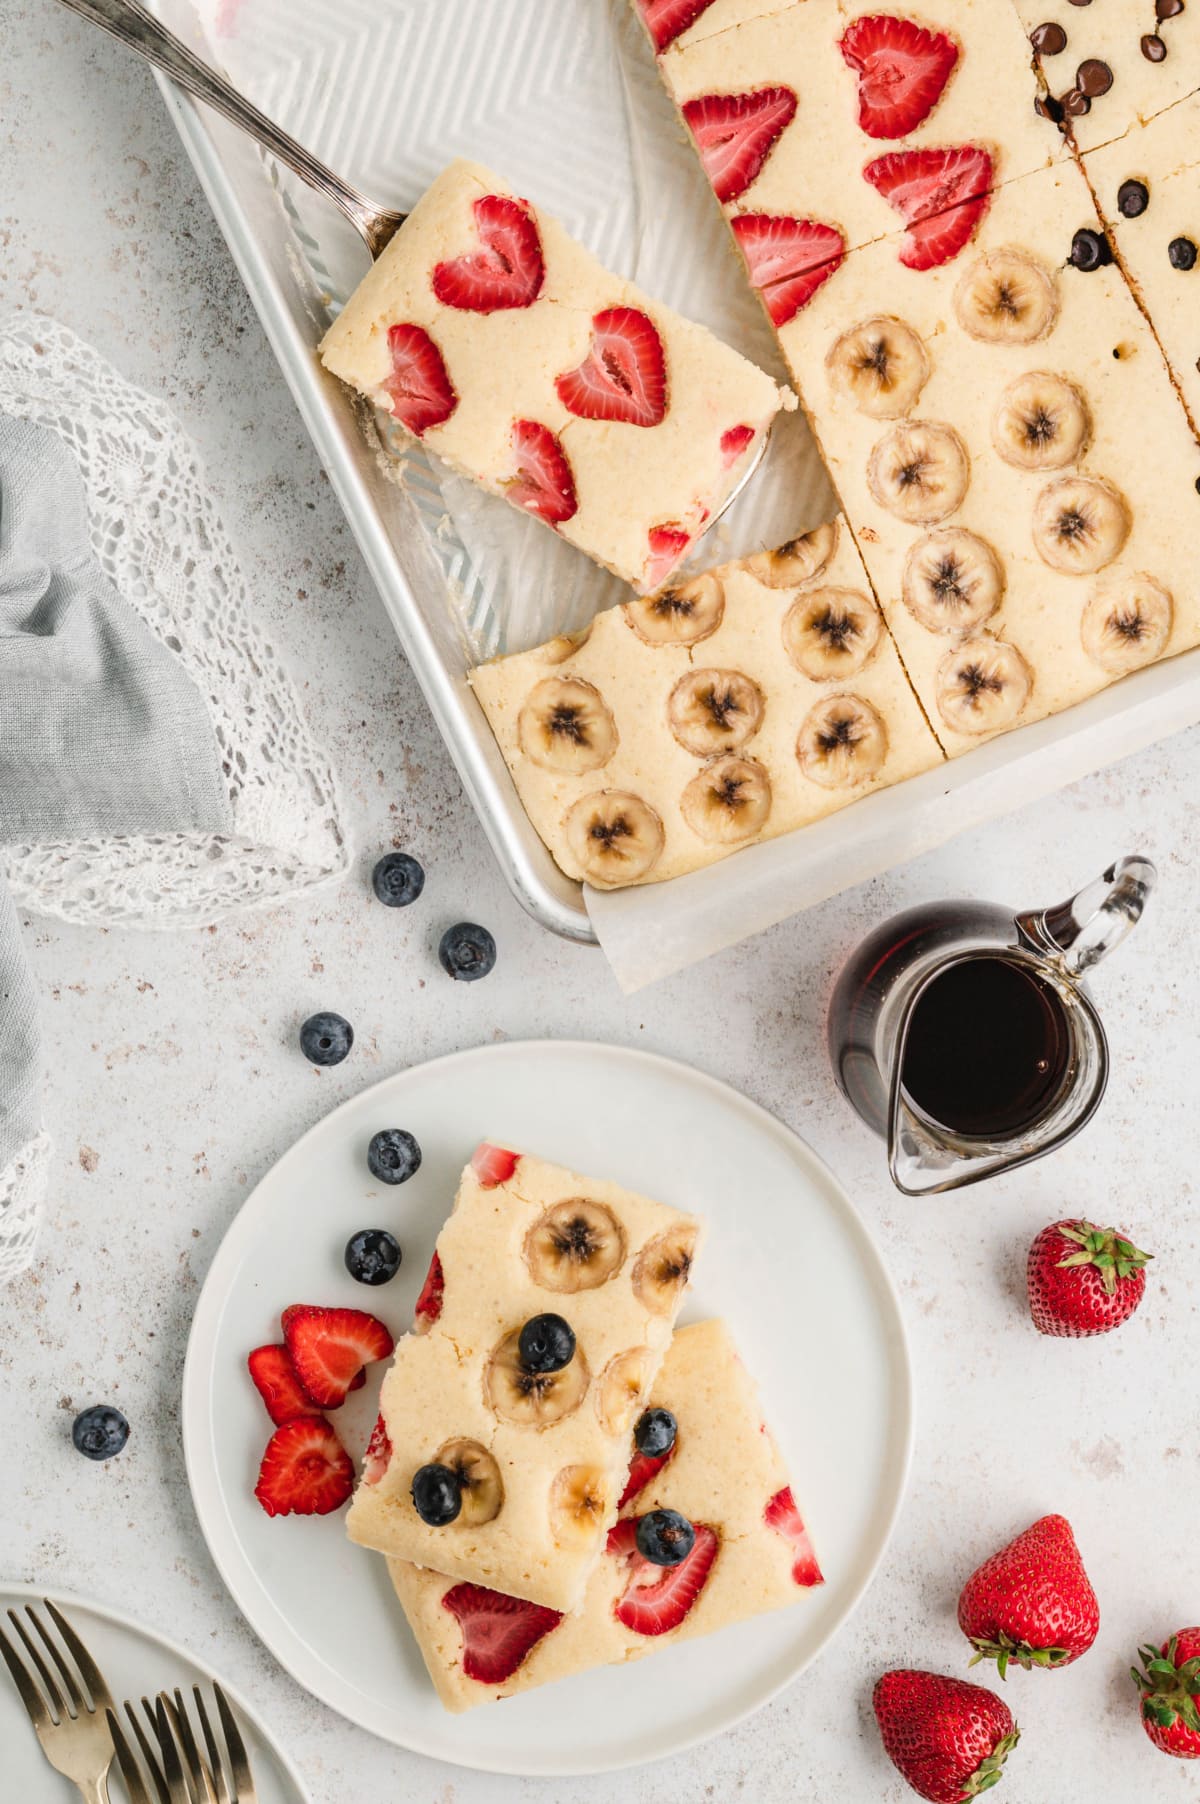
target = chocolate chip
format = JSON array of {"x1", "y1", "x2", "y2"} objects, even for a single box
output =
[
  {"x1": 1118, "y1": 178, "x2": 1150, "y2": 217},
  {"x1": 1077, "y1": 58, "x2": 1114, "y2": 94},
  {"x1": 1036, "y1": 92, "x2": 1067, "y2": 124},
  {"x1": 1157, "y1": 0, "x2": 1184, "y2": 19},
  {"x1": 1062, "y1": 86, "x2": 1092, "y2": 115},
  {"x1": 1067, "y1": 0, "x2": 1092, "y2": 7},
  {"x1": 1141, "y1": 32, "x2": 1168, "y2": 59},
  {"x1": 1032, "y1": 21, "x2": 1068, "y2": 52},
  {"x1": 1070, "y1": 227, "x2": 1113, "y2": 270},
  {"x1": 1169, "y1": 236, "x2": 1198, "y2": 269}
]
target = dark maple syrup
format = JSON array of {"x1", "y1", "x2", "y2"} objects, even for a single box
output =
[{"x1": 900, "y1": 955, "x2": 1072, "y2": 1140}]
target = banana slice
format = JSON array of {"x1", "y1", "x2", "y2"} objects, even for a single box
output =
[
  {"x1": 632, "y1": 1226, "x2": 699, "y2": 1316},
  {"x1": 434, "y1": 1437, "x2": 503, "y2": 1526},
  {"x1": 524, "y1": 1198, "x2": 627, "y2": 1292},
  {"x1": 680, "y1": 755, "x2": 772, "y2": 845},
  {"x1": 549, "y1": 1465, "x2": 610, "y2": 1548},
  {"x1": 867, "y1": 422, "x2": 970, "y2": 525},
  {"x1": 539, "y1": 623, "x2": 594, "y2": 665},
  {"x1": 936, "y1": 637, "x2": 1032, "y2": 735},
  {"x1": 902, "y1": 530, "x2": 1005, "y2": 635},
  {"x1": 596, "y1": 1347, "x2": 654, "y2": 1436},
  {"x1": 1081, "y1": 575, "x2": 1173, "y2": 674},
  {"x1": 564, "y1": 791, "x2": 665, "y2": 888},
  {"x1": 992, "y1": 372, "x2": 1091, "y2": 472},
  {"x1": 783, "y1": 586, "x2": 882, "y2": 680},
  {"x1": 954, "y1": 248, "x2": 1060, "y2": 345},
  {"x1": 826, "y1": 316, "x2": 930, "y2": 419},
  {"x1": 745, "y1": 521, "x2": 839, "y2": 589},
  {"x1": 624, "y1": 572, "x2": 724, "y2": 646},
  {"x1": 668, "y1": 669, "x2": 765, "y2": 757},
  {"x1": 796, "y1": 694, "x2": 888, "y2": 788},
  {"x1": 1032, "y1": 476, "x2": 1130, "y2": 575},
  {"x1": 484, "y1": 1328, "x2": 590, "y2": 1430},
  {"x1": 517, "y1": 677, "x2": 617, "y2": 774}
]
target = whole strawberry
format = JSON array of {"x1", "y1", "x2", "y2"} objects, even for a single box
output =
[
  {"x1": 873, "y1": 1669, "x2": 1019, "y2": 1802},
  {"x1": 1027, "y1": 1218, "x2": 1151, "y2": 1337},
  {"x1": 1132, "y1": 1630, "x2": 1200, "y2": 1759},
  {"x1": 958, "y1": 1514, "x2": 1099, "y2": 1676}
]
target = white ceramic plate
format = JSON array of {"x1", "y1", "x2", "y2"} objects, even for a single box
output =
[
  {"x1": 0, "y1": 1583, "x2": 309, "y2": 1801},
  {"x1": 182, "y1": 1040, "x2": 912, "y2": 1776}
]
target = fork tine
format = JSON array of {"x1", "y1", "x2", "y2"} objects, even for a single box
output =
[
  {"x1": 47, "y1": 1600, "x2": 112, "y2": 1711},
  {"x1": 8, "y1": 1610, "x2": 65, "y2": 1719},
  {"x1": 192, "y1": 1689, "x2": 231, "y2": 1804},
  {"x1": 154, "y1": 1695, "x2": 192, "y2": 1804},
  {"x1": 168, "y1": 1688, "x2": 218, "y2": 1804},
  {"x1": 0, "y1": 1620, "x2": 51, "y2": 1729},
  {"x1": 108, "y1": 1707, "x2": 155, "y2": 1804},
  {"x1": 27, "y1": 1604, "x2": 87, "y2": 1716},
  {"x1": 212, "y1": 1687, "x2": 253, "y2": 1802},
  {"x1": 127, "y1": 1699, "x2": 172, "y2": 1804}
]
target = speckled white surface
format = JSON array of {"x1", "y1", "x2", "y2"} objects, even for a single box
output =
[{"x1": 3, "y1": 6, "x2": 1200, "y2": 1799}]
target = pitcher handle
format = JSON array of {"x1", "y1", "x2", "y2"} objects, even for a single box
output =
[{"x1": 1017, "y1": 855, "x2": 1156, "y2": 977}]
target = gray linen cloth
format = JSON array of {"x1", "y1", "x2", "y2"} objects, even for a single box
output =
[{"x1": 0, "y1": 414, "x2": 233, "y2": 1197}]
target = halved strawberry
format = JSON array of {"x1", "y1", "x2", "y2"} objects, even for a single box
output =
[
  {"x1": 618, "y1": 1443, "x2": 677, "y2": 1510},
  {"x1": 839, "y1": 15, "x2": 960, "y2": 141},
  {"x1": 555, "y1": 308, "x2": 667, "y2": 428},
  {"x1": 764, "y1": 1485, "x2": 824, "y2": 1587},
  {"x1": 382, "y1": 323, "x2": 458, "y2": 435},
  {"x1": 863, "y1": 145, "x2": 993, "y2": 271},
  {"x1": 413, "y1": 1249, "x2": 445, "y2": 1329},
  {"x1": 729, "y1": 214, "x2": 846, "y2": 326},
  {"x1": 720, "y1": 423, "x2": 757, "y2": 468},
  {"x1": 281, "y1": 1305, "x2": 394, "y2": 1409},
  {"x1": 644, "y1": 524, "x2": 693, "y2": 590},
  {"x1": 431, "y1": 195, "x2": 545, "y2": 312},
  {"x1": 682, "y1": 87, "x2": 797, "y2": 204},
  {"x1": 254, "y1": 1417, "x2": 355, "y2": 1518},
  {"x1": 634, "y1": 0, "x2": 718, "y2": 53},
  {"x1": 503, "y1": 420, "x2": 578, "y2": 526},
  {"x1": 247, "y1": 1344, "x2": 320, "y2": 1427},
  {"x1": 471, "y1": 1143, "x2": 520, "y2": 1188},
  {"x1": 362, "y1": 1412, "x2": 392, "y2": 1486},
  {"x1": 608, "y1": 1516, "x2": 719, "y2": 1635},
  {"x1": 441, "y1": 1583, "x2": 562, "y2": 1683}
]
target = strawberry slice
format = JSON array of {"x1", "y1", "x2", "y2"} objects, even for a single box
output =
[
  {"x1": 634, "y1": 0, "x2": 718, "y2": 53},
  {"x1": 254, "y1": 1417, "x2": 355, "y2": 1518},
  {"x1": 682, "y1": 87, "x2": 797, "y2": 204},
  {"x1": 281, "y1": 1305, "x2": 394, "y2": 1409},
  {"x1": 730, "y1": 214, "x2": 846, "y2": 326},
  {"x1": 720, "y1": 423, "x2": 757, "y2": 468},
  {"x1": 382, "y1": 323, "x2": 457, "y2": 435},
  {"x1": 431, "y1": 195, "x2": 544, "y2": 312},
  {"x1": 618, "y1": 1443, "x2": 677, "y2": 1510},
  {"x1": 839, "y1": 15, "x2": 960, "y2": 141},
  {"x1": 555, "y1": 307, "x2": 667, "y2": 428},
  {"x1": 247, "y1": 1344, "x2": 320, "y2": 1426},
  {"x1": 644, "y1": 524, "x2": 693, "y2": 590},
  {"x1": 471, "y1": 1143, "x2": 520, "y2": 1188},
  {"x1": 608, "y1": 1517, "x2": 719, "y2": 1635},
  {"x1": 362, "y1": 1412, "x2": 392, "y2": 1486},
  {"x1": 503, "y1": 420, "x2": 578, "y2": 526},
  {"x1": 442, "y1": 1583, "x2": 562, "y2": 1683},
  {"x1": 413, "y1": 1249, "x2": 445, "y2": 1329},
  {"x1": 863, "y1": 145, "x2": 993, "y2": 270},
  {"x1": 764, "y1": 1485, "x2": 824, "y2": 1587}
]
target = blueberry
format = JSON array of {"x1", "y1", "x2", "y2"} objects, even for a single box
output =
[
  {"x1": 518, "y1": 1313, "x2": 576, "y2": 1374},
  {"x1": 72, "y1": 1405, "x2": 129, "y2": 1462},
  {"x1": 1169, "y1": 235, "x2": 1198, "y2": 271},
  {"x1": 636, "y1": 1507, "x2": 695, "y2": 1567},
  {"x1": 1069, "y1": 227, "x2": 1112, "y2": 271},
  {"x1": 1117, "y1": 178, "x2": 1150, "y2": 218},
  {"x1": 344, "y1": 1229, "x2": 403, "y2": 1286},
  {"x1": 438, "y1": 922, "x2": 496, "y2": 982},
  {"x1": 299, "y1": 1011, "x2": 353, "y2": 1066},
  {"x1": 373, "y1": 852, "x2": 425, "y2": 908},
  {"x1": 634, "y1": 1408, "x2": 677, "y2": 1459},
  {"x1": 368, "y1": 1128, "x2": 422, "y2": 1185},
  {"x1": 412, "y1": 1461, "x2": 462, "y2": 1526}
]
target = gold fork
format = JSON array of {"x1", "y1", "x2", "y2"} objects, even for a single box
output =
[
  {"x1": 122, "y1": 1685, "x2": 257, "y2": 1804},
  {"x1": 0, "y1": 1598, "x2": 116, "y2": 1802}
]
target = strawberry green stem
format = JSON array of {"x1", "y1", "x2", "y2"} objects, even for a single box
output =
[
  {"x1": 1056, "y1": 1222, "x2": 1152, "y2": 1296},
  {"x1": 1131, "y1": 1638, "x2": 1200, "y2": 1735},
  {"x1": 963, "y1": 1727, "x2": 1020, "y2": 1797},
  {"x1": 968, "y1": 1633, "x2": 1070, "y2": 1680}
]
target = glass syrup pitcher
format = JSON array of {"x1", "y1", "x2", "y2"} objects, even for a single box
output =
[{"x1": 827, "y1": 856, "x2": 1156, "y2": 1196}]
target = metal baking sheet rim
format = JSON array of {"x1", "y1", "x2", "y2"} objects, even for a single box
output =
[{"x1": 157, "y1": 79, "x2": 1200, "y2": 946}]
